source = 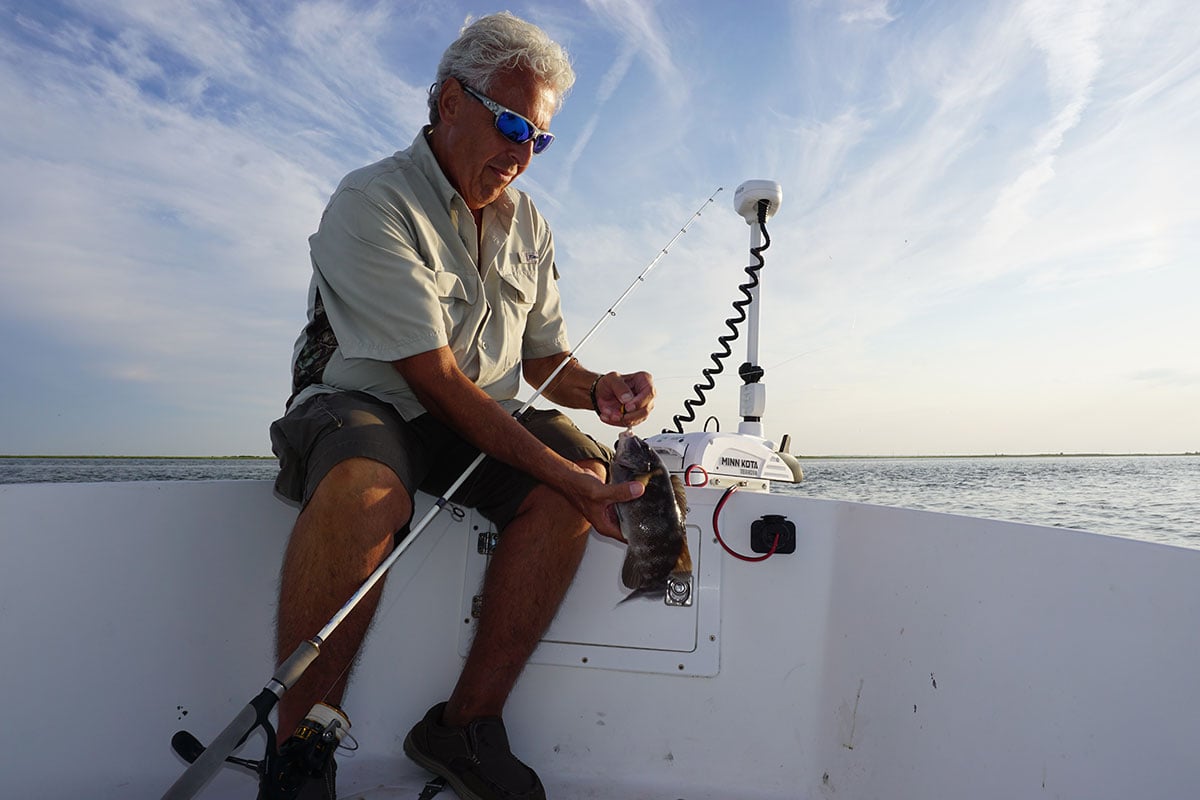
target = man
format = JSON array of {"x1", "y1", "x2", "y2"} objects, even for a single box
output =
[{"x1": 264, "y1": 12, "x2": 654, "y2": 800}]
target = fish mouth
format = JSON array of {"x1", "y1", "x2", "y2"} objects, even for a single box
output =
[{"x1": 612, "y1": 430, "x2": 651, "y2": 469}]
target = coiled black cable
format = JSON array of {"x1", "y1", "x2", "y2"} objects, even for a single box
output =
[{"x1": 667, "y1": 199, "x2": 772, "y2": 434}]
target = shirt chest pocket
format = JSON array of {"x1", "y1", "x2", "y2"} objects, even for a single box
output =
[
  {"x1": 435, "y1": 270, "x2": 479, "y2": 335},
  {"x1": 497, "y1": 261, "x2": 538, "y2": 306}
]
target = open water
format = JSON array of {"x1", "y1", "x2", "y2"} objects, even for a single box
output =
[
  {"x1": 2, "y1": 454, "x2": 1197, "y2": 550},
  {"x1": 775, "y1": 455, "x2": 1198, "y2": 550}
]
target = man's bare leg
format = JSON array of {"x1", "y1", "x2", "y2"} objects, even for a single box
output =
[
  {"x1": 275, "y1": 457, "x2": 412, "y2": 738},
  {"x1": 442, "y1": 460, "x2": 603, "y2": 727}
]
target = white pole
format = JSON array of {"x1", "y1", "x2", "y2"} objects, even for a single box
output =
[
  {"x1": 732, "y1": 181, "x2": 781, "y2": 439},
  {"x1": 738, "y1": 216, "x2": 766, "y2": 437},
  {"x1": 744, "y1": 219, "x2": 763, "y2": 377}
]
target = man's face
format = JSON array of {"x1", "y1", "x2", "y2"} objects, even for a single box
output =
[{"x1": 435, "y1": 71, "x2": 556, "y2": 211}]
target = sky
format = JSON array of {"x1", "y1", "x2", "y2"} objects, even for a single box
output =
[{"x1": 1, "y1": 0, "x2": 1197, "y2": 457}]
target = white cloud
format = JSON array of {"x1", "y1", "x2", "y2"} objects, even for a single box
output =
[
  {"x1": 583, "y1": 0, "x2": 685, "y2": 97},
  {"x1": 556, "y1": 0, "x2": 689, "y2": 192},
  {"x1": 839, "y1": 0, "x2": 897, "y2": 27},
  {"x1": 981, "y1": 0, "x2": 1104, "y2": 244},
  {"x1": 0, "y1": 3, "x2": 413, "y2": 446}
]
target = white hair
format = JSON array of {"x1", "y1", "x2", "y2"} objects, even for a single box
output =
[{"x1": 428, "y1": 12, "x2": 575, "y2": 124}]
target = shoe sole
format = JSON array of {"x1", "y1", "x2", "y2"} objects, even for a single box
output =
[{"x1": 403, "y1": 731, "x2": 488, "y2": 800}]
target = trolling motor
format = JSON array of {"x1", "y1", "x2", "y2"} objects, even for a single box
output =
[{"x1": 646, "y1": 180, "x2": 805, "y2": 492}]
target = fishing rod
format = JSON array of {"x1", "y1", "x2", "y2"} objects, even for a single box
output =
[{"x1": 161, "y1": 187, "x2": 722, "y2": 799}]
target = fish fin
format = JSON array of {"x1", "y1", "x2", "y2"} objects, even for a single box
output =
[
  {"x1": 670, "y1": 474, "x2": 688, "y2": 519},
  {"x1": 616, "y1": 585, "x2": 663, "y2": 605},
  {"x1": 674, "y1": 536, "x2": 693, "y2": 575},
  {"x1": 620, "y1": 550, "x2": 644, "y2": 591}
]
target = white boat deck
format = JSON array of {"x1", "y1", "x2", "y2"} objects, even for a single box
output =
[{"x1": 3, "y1": 479, "x2": 1199, "y2": 799}]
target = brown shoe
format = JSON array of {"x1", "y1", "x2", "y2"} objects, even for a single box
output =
[{"x1": 403, "y1": 702, "x2": 545, "y2": 800}]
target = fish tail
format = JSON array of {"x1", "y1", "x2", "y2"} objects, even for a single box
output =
[{"x1": 616, "y1": 585, "x2": 667, "y2": 605}]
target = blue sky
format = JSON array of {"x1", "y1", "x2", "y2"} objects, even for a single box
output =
[{"x1": 1, "y1": 0, "x2": 1197, "y2": 456}]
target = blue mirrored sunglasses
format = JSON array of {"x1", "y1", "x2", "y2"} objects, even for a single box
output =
[{"x1": 461, "y1": 83, "x2": 555, "y2": 155}]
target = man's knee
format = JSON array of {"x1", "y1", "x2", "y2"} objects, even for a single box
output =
[
  {"x1": 304, "y1": 457, "x2": 413, "y2": 544},
  {"x1": 518, "y1": 462, "x2": 605, "y2": 538}
]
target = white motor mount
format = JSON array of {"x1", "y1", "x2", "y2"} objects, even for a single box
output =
[{"x1": 645, "y1": 430, "x2": 803, "y2": 492}]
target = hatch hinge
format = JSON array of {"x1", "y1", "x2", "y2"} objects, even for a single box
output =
[{"x1": 477, "y1": 528, "x2": 500, "y2": 555}]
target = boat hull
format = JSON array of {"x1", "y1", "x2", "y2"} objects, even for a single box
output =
[{"x1": 2, "y1": 480, "x2": 1198, "y2": 798}]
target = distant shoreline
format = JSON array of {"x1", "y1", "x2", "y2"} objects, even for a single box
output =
[
  {"x1": 0, "y1": 454, "x2": 276, "y2": 460},
  {"x1": 798, "y1": 452, "x2": 1200, "y2": 460},
  {"x1": 3, "y1": 453, "x2": 1196, "y2": 460}
]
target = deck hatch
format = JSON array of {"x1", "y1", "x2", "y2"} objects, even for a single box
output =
[{"x1": 458, "y1": 519, "x2": 721, "y2": 676}]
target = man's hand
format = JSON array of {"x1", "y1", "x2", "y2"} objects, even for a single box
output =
[
  {"x1": 593, "y1": 371, "x2": 655, "y2": 427},
  {"x1": 561, "y1": 468, "x2": 643, "y2": 542}
]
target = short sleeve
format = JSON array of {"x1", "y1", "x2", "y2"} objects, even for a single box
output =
[{"x1": 309, "y1": 188, "x2": 448, "y2": 361}]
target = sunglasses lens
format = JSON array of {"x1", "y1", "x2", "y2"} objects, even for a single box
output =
[
  {"x1": 496, "y1": 112, "x2": 533, "y2": 145},
  {"x1": 494, "y1": 110, "x2": 554, "y2": 154}
]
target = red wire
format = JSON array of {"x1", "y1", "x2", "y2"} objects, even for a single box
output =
[
  {"x1": 712, "y1": 485, "x2": 778, "y2": 562},
  {"x1": 685, "y1": 464, "x2": 709, "y2": 487}
]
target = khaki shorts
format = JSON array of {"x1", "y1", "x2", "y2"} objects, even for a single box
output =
[{"x1": 269, "y1": 391, "x2": 613, "y2": 530}]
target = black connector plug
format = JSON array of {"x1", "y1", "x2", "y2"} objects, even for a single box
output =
[{"x1": 750, "y1": 514, "x2": 796, "y2": 554}]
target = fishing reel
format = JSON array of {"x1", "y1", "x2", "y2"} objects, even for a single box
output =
[{"x1": 171, "y1": 702, "x2": 350, "y2": 793}]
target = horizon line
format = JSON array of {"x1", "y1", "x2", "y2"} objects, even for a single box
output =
[{"x1": 3, "y1": 452, "x2": 1197, "y2": 460}]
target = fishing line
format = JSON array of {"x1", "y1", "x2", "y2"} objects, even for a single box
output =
[
  {"x1": 556, "y1": 188, "x2": 724, "y2": 379},
  {"x1": 163, "y1": 187, "x2": 722, "y2": 800},
  {"x1": 667, "y1": 198, "x2": 772, "y2": 434}
]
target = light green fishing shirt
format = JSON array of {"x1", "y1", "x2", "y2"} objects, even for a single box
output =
[{"x1": 287, "y1": 129, "x2": 571, "y2": 419}]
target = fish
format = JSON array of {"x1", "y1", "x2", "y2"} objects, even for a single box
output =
[{"x1": 610, "y1": 429, "x2": 691, "y2": 601}]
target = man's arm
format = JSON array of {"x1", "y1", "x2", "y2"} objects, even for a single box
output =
[
  {"x1": 523, "y1": 352, "x2": 655, "y2": 427},
  {"x1": 394, "y1": 347, "x2": 640, "y2": 538}
]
